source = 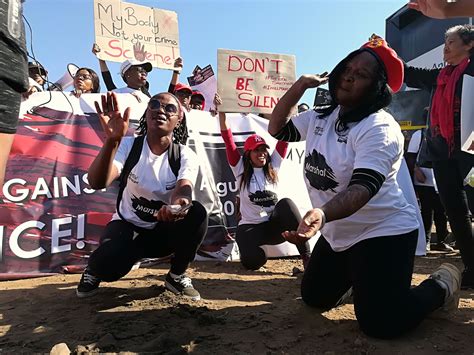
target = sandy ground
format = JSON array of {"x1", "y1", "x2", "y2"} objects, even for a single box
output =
[{"x1": 0, "y1": 252, "x2": 473, "y2": 354}]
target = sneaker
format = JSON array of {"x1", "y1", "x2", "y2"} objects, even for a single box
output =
[
  {"x1": 76, "y1": 269, "x2": 101, "y2": 298},
  {"x1": 430, "y1": 242, "x2": 454, "y2": 252},
  {"x1": 429, "y1": 263, "x2": 461, "y2": 311},
  {"x1": 461, "y1": 268, "x2": 474, "y2": 290},
  {"x1": 165, "y1": 273, "x2": 201, "y2": 301}
]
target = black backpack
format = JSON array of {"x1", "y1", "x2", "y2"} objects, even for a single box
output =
[{"x1": 116, "y1": 135, "x2": 181, "y2": 220}]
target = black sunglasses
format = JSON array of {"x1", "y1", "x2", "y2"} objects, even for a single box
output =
[{"x1": 148, "y1": 100, "x2": 178, "y2": 114}]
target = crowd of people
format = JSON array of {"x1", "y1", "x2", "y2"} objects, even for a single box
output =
[{"x1": 0, "y1": 0, "x2": 473, "y2": 340}]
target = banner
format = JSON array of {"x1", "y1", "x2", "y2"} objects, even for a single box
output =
[
  {"x1": 0, "y1": 92, "x2": 312, "y2": 278},
  {"x1": 93, "y1": 0, "x2": 180, "y2": 70},
  {"x1": 217, "y1": 49, "x2": 296, "y2": 114},
  {"x1": 187, "y1": 65, "x2": 217, "y2": 112}
]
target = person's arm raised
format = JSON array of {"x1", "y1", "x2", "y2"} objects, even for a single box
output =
[
  {"x1": 88, "y1": 92, "x2": 130, "y2": 189},
  {"x1": 92, "y1": 43, "x2": 116, "y2": 91},
  {"x1": 214, "y1": 93, "x2": 241, "y2": 166},
  {"x1": 168, "y1": 57, "x2": 183, "y2": 93},
  {"x1": 408, "y1": 0, "x2": 474, "y2": 18},
  {"x1": 269, "y1": 73, "x2": 328, "y2": 137}
]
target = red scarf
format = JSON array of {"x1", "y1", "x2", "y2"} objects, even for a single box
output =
[{"x1": 430, "y1": 57, "x2": 469, "y2": 153}]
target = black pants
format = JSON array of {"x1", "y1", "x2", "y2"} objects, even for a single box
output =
[
  {"x1": 433, "y1": 158, "x2": 474, "y2": 270},
  {"x1": 415, "y1": 185, "x2": 448, "y2": 243},
  {"x1": 88, "y1": 201, "x2": 208, "y2": 282},
  {"x1": 301, "y1": 230, "x2": 445, "y2": 339},
  {"x1": 236, "y1": 198, "x2": 311, "y2": 270}
]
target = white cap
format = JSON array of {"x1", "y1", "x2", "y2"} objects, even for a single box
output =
[{"x1": 120, "y1": 59, "x2": 153, "y2": 77}]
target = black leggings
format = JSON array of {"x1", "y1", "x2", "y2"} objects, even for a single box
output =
[
  {"x1": 301, "y1": 230, "x2": 445, "y2": 339},
  {"x1": 415, "y1": 185, "x2": 448, "y2": 243},
  {"x1": 433, "y1": 157, "x2": 474, "y2": 270},
  {"x1": 88, "y1": 201, "x2": 208, "y2": 281},
  {"x1": 236, "y1": 198, "x2": 311, "y2": 270}
]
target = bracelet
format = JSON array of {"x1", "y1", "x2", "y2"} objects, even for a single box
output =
[
  {"x1": 315, "y1": 208, "x2": 326, "y2": 228},
  {"x1": 173, "y1": 70, "x2": 181, "y2": 74}
]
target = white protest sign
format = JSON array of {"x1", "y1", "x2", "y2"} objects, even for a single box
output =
[
  {"x1": 188, "y1": 65, "x2": 217, "y2": 112},
  {"x1": 217, "y1": 49, "x2": 296, "y2": 114},
  {"x1": 461, "y1": 74, "x2": 474, "y2": 155},
  {"x1": 93, "y1": 0, "x2": 180, "y2": 70}
]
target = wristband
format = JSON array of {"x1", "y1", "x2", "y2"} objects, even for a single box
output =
[{"x1": 315, "y1": 208, "x2": 326, "y2": 228}]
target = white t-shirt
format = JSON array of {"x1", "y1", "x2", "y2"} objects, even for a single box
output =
[
  {"x1": 407, "y1": 130, "x2": 436, "y2": 188},
  {"x1": 291, "y1": 107, "x2": 419, "y2": 251},
  {"x1": 112, "y1": 86, "x2": 150, "y2": 103},
  {"x1": 230, "y1": 151, "x2": 283, "y2": 225},
  {"x1": 111, "y1": 136, "x2": 199, "y2": 229}
]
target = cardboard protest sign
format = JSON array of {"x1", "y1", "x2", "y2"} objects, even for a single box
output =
[
  {"x1": 93, "y1": 0, "x2": 180, "y2": 70},
  {"x1": 461, "y1": 75, "x2": 474, "y2": 155},
  {"x1": 217, "y1": 49, "x2": 296, "y2": 114}
]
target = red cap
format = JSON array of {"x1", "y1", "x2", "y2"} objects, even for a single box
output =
[
  {"x1": 191, "y1": 91, "x2": 206, "y2": 110},
  {"x1": 361, "y1": 34, "x2": 404, "y2": 93},
  {"x1": 174, "y1": 82, "x2": 193, "y2": 94},
  {"x1": 244, "y1": 134, "x2": 269, "y2": 152}
]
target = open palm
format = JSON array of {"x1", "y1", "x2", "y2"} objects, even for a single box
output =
[{"x1": 94, "y1": 92, "x2": 130, "y2": 141}]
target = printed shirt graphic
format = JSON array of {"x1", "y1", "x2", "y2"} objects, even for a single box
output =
[
  {"x1": 112, "y1": 136, "x2": 199, "y2": 229},
  {"x1": 230, "y1": 151, "x2": 283, "y2": 225},
  {"x1": 291, "y1": 107, "x2": 419, "y2": 251}
]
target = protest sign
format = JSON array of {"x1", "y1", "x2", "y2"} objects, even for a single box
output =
[
  {"x1": 187, "y1": 65, "x2": 217, "y2": 112},
  {"x1": 217, "y1": 49, "x2": 296, "y2": 114},
  {"x1": 93, "y1": 0, "x2": 180, "y2": 70}
]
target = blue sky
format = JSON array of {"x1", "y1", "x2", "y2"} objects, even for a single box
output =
[{"x1": 23, "y1": 0, "x2": 408, "y2": 105}]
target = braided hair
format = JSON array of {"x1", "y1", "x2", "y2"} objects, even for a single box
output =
[
  {"x1": 136, "y1": 93, "x2": 189, "y2": 144},
  {"x1": 316, "y1": 48, "x2": 392, "y2": 132}
]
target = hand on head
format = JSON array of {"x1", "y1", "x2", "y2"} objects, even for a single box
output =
[{"x1": 94, "y1": 92, "x2": 130, "y2": 141}]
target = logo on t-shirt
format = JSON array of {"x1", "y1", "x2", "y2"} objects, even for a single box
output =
[
  {"x1": 249, "y1": 190, "x2": 278, "y2": 207},
  {"x1": 130, "y1": 195, "x2": 166, "y2": 222},
  {"x1": 313, "y1": 126, "x2": 324, "y2": 136},
  {"x1": 304, "y1": 150, "x2": 339, "y2": 192}
]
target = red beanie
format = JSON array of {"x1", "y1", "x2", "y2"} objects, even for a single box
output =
[{"x1": 361, "y1": 34, "x2": 404, "y2": 93}]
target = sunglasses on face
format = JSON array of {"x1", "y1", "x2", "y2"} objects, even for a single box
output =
[
  {"x1": 75, "y1": 73, "x2": 92, "y2": 80},
  {"x1": 148, "y1": 100, "x2": 178, "y2": 114}
]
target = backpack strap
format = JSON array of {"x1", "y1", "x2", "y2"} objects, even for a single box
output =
[
  {"x1": 116, "y1": 135, "x2": 145, "y2": 220},
  {"x1": 168, "y1": 142, "x2": 181, "y2": 178}
]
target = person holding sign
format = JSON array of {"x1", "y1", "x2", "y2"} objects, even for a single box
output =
[
  {"x1": 269, "y1": 34, "x2": 461, "y2": 339},
  {"x1": 92, "y1": 43, "x2": 151, "y2": 102},
  {"x1": 76, "y1": 92, "x2": 207, "y2": 301},
  {"x1": 403, "y1": 24, "x2": 474, "y2": 290},
  {"x1": 214, "y1": 94, "x2": 311, "y2": 270}
]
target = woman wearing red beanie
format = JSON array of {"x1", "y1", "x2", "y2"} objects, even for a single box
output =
[
  {"x1": 214, "y1": 93, "x2": 311, "y2": 270},
  {"x1": 269, "y1": 34, "x2": 461, "y2": 339},
  {"x1": 404, "y1": 24, "x2": 474, "y2": 291}
]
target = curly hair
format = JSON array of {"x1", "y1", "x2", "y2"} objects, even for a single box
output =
[{"x1": 136, "y1": 92, "x2": 188, "y2": 144}]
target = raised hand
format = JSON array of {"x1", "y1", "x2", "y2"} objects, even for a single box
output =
[
  {"x1": 408, "y1": 0, "x2": 451, "y2": 19},
  {"x1": 133, "y1": 42, "x2": 147, "y2": 61},
  {"x1": 173, "y1": 57, "x2": 183, "y2": 73},
  {"x1": 92, "y1": 43, "x2": 101, "y2": 56},
  {"x1": 94, "y1": 92, "x2": 130, "y2": 141},
  {"x1": 213, "y1": 93, "x2": 222, "y2": 107},
  {"x1": 301, "y1": 72, "x2": 329, "y2": 89}
]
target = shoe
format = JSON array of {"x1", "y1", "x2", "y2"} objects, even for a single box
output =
[
  {"x1": 426, "y1": 242, "x2": 431, "y2": 252},
  {"x1": 165, "y1": 273, "x2": 201, "y2": 301},
  {"x1": 76, "y1": 269, "x2": 101, "y2": 298},
  {"x1": 429, "y1": 263, "x2": 461, "y2": 311},
  {"x1": 461, "y1": 269, "x2": 474, "y2": 290},
  {"x1": 430, "y1": 242, "x2": 454, "y2": 252}
]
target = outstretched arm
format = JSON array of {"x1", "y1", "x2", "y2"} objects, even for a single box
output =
[
  {"x1": 408, "y1": 0, "x2": 474, "y2": 18},
  {"x1": 92, "y1": 43, "x2": 117, "y2": 91},
  {"x1": 214, "y1": 93, "x2": 241, "y2": 166},
  {"x1": 168, "y1": 57, "x2": 183, "y2": 93}
]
